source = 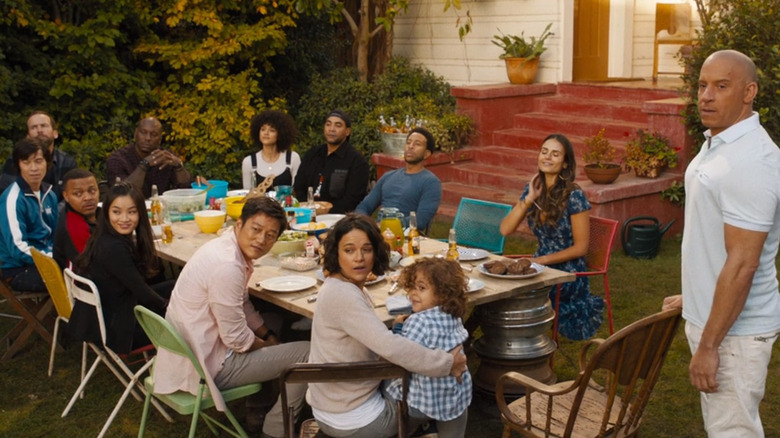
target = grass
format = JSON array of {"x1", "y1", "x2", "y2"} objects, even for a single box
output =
[{"x1": 2, "y1": 223, "x2": 780, "y2": 437}]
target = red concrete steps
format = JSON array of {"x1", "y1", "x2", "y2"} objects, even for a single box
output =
[
  {"x1": 556, "y1": 82, "x2": 679, "y2": 102},
  {"x1": 510, "y1": 113, "x2": 648, "y2": 141},
  {"x1": 535, "y1": 95, "x2": 649, "y2": 124}
]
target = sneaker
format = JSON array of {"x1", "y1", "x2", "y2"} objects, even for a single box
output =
[{"x1": 291, "y1": 317, "x2": 313, "y2": 331}]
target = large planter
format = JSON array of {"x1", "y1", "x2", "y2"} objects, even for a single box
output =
[
  {"x1": 504, "y1": 57, "x2": 540, "y2": 85},
  {"x1": 380, "y1": 132, "x2": 407, "y2": 157},
  {"x1": 584, "y1": 164, "x2": 621, "y2": 184}
]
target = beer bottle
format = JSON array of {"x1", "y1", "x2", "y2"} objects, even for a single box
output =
[
  {"x1": 150, "y1": 185, "x2": 162, "y2": 226},
  {"x1": 445, "y1": 228, "x2": 459, "y2": 261},
  {"x1": 407, "y1": 211, "x2": 420, "y2": 256},
  {"x1": 383, "y1": 227, "x2": 397, "y2": 252}
]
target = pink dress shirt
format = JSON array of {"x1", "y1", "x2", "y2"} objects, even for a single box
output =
[{"x1": 152, "y1": 230, "x2": 263, "y2": 410}]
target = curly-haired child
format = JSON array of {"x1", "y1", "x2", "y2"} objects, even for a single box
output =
[{"x1": 385, "y1": 257, "x2": 472, "y2": 438}]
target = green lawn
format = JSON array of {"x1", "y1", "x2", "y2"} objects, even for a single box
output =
[{"x1": 2, "y1": 223, "x2": 779, "y2": 437}]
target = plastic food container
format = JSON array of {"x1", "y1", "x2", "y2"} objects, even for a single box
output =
[
  {"x1": 161, "y1": 189, "x2": 208, "y2": 216},
  {"x1": 271, "y1": 231, "x2": 308, "y2": 255},
  {"x1": 191, "y1": 180, "x2": 229, "y2": 204},
  {"x1": 279, "y1": 252, "x2": 320, "y2": 271}
]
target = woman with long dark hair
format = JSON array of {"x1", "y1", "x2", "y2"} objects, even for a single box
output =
[
  {"x1": 500, "y1": 133, "x2": 603, "y2": 340},
  {"x1": 241, "y1": 110, "x2": 300, "y2": 191},
  {"x1": 68, "y1": 182, "x2": 169, "y2": 354}
]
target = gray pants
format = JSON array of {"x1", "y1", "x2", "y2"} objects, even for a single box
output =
[
  {"x1": 316, "y1": 390, "x2": 399, "y2": 438},
  {"x1": 214, "y1": 341, "x2": 310, "y2": 438},
  {"x1": 409, "y1": 405, "x2": 468, "y2": 438}
]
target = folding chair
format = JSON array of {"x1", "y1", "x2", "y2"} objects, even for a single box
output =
[
  {"x1": 0, "y1": 264, "x2": 56, "y2": 361},
  {"x1": 134, "y1": 305, "x2": 261, "y2": 438},
  {"x1": 451, "y1": 197, "x2": 513, "y2": 254},
  {"x1": 30, "y1": 248, "x2": 87, "y2": 377},
  {"x1": 60, "y1": 269, "x2": 172, "y2": 437},
  {"x1": 280, "y1": 361, "x2": 410, "y2": 438}
]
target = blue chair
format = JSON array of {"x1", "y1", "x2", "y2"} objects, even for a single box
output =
[{"x1": 451, "y1": 197, "x2": 513, "y2": 254}]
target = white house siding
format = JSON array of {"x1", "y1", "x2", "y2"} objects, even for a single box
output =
[{"x1": 393, "y1": 0, "x2": 699, "y2": 86}]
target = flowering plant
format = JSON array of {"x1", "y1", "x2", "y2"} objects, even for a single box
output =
[
  {"x1": 582, "y1": 128, "x2": 619, "y2": 168},
  {"x1": 623, "y1": 130, "x2": 678, "y2": 177}
]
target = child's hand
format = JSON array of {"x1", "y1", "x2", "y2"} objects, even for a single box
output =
[{"x1": 393, "y1": 314, "x2": 409, "y2": 325}]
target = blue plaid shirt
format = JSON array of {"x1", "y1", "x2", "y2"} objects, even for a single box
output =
[{"x1": 384, "y1": 306, "x2": 472, "y2": 421}]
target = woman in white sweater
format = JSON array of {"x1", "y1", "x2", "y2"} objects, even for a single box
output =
[{"x1": 308, "y1": 214, "x2": 468, "y2": 438}]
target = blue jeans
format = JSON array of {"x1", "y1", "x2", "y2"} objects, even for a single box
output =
[{"x1": 6, "y1": 265, "x2": 47, "y2": 292}]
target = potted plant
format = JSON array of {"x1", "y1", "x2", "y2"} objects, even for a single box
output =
[
  {"x1": 624, "y1": 130, "x2": 678, "y2": 178},
  {"x1": 582, "y1": 128, "x2": 621, "y2": 184},
  {"x1": 492, "y1": 23, "x2": 553, "y2": 84}
]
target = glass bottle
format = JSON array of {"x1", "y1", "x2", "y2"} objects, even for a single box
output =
[
  {"x1": 150, "y1": 184, "x2": 162, "y2": 226},
  {"x1": 313, "y1": 175, "x2": 323, "y2": 199},
  {"x1": 445, "y1": 228, "x2": 459, "y2": 261},
  {"x1": 383, "y1": 227, "x2": 397, "y2": 252},
  {"x1": 407, "y1": 211, "x2": 420, "y2": 256}
]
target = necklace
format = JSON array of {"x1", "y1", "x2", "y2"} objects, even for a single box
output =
[{"x1": 260, "y1": 148, "x2": 280, "y2": 171}]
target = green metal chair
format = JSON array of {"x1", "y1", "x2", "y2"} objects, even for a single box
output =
[
  {"x1": 452, "y1": 197, "x2": 513, "y2": 254},
  {"x1": 134, "y1": 305, "x2": 261, "y2": 438}
]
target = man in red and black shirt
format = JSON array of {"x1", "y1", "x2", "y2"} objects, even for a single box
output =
[{"x1": 53, "y1": 169, "x2": 99, "y2": 270}]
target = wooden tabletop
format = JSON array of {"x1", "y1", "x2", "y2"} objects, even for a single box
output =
[{"x1": 156, "y1": 221, "x2": 575, "y2": 324}]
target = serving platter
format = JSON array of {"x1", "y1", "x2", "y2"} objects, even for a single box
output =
[
  {"x1": 258, "y1": 275, "x2": 317, "y2": 293},
  {"x1": 476, "y1": 262, "x2": 545, "y2": 280},
  {"x1": 457, "y1": 247, "x2": 490, "y2": 261}
]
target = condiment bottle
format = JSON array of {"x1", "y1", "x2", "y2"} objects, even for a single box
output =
[
  {"x1": 445, "y1": 228, "x2": 459, "y2": 261},
  {"x1": 383, "y1": 227, "x2": 397, "y2": 252},
  {"x1": 407, "y1": 211, "x2": 420, "y2": 256},
  {"x1": 395, "y1": 236, "x2": 403, "y2": 257},
  {"x1": 150, "y1": 184, "x2": 162, "y2": 226}
]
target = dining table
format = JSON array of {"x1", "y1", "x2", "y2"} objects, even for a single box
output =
[
  {"x1": 154, "y1": 220, "x2": 575, "y2": 324},
  {"x1": 156, "y1": 219, "x2": 575, "y2": 396}
]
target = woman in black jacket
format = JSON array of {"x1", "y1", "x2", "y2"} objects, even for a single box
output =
[{"x1": 68, "y1": 182, "x2": 169, "y2": 354}]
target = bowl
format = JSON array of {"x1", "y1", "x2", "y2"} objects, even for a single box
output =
[
  {"x1": 279, "y1": 252, "x2": 320, "y2": 271},
  {"x1": 191, "y1": 180, "x2": 229, "y2": 204},
  {"x1": 227, "y1": 189, "x2": 249, "y2": 198},
  {"x1": 161, "y1": 189, "x2": 208, "y2": 215},
  {"x1": 291, "y1": 221, "x2": 330, "y2": 237},
  {"x1": 312, "y1": 201, "x2": 332, "y2": 215},
  {"x1": 271, "y1": 231, "x2": 308, "y2": 255},
  {"x1": 194, "y1": 210, "x2": 226, "y2": 233},
  {"x1": 225, "y1": 196, "x2": 246, "y2": 220}
]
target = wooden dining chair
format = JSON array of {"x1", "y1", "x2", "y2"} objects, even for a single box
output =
[
  {"x1": 0, "y1": 263, "x2": 56, "y2": 362},
  {"x1": 60, "y1": 268, "x2": 172, "y2": 437},
  {"x1": 451, "y1": 197, "x2": 513, "y2": 254},
  {"x1": 280, "y1": 361, "x2": 410, "y2": 438},
  {"x1": 496, "y1": 307, "x2": 682, "y2": 438}
]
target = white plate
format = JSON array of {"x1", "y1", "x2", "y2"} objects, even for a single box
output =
[
  {"x1": 476, "y1": 262, "x2": 545, "y2": 279},
  {"x1": 315, "y1": 268, "x2": 386, "y2": 285},
  {"x1": 227, "y1": 189, "x2": 249, "y2": 197},
  {"x1": 318, "y1": 214, "x2": 345, "y2": 223},
  {"x1": 468, "y1": 278, "x2": 485, "y2": 293},
  {"x1": 399, "y1": 254, "x2": 435, "y2": 268},
  {"x1": 292, "y1": 222, "x2": 331, "y2": 232},
  {"x1": 457, "y1": 247, "x2": 490, "y2": 261},
  {"x1": 258, "y1": 275, "x2": 317, "y2": 293}
]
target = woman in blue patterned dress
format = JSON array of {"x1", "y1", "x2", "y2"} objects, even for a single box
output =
[{"x1": 500, "y1": 133, "x2": 603, "y2": 340}]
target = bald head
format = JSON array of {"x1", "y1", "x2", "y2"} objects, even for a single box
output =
[
  {"x1": 134, "y1": 117, "x2": 163, "y2": 156},
  {"x1": 698, "y1": 50, "x2": 759, "y2": 136}
]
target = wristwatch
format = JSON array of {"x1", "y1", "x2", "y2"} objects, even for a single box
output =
[
  {"x1": 260, "y1": 329, "x2": 276, "y2": 341},
  {"x1": 138, "y1": 159, "x2": 151, "y2": 171}
]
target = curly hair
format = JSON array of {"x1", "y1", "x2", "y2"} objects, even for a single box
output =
[
  {"x1": 528, "y1": 133, "x2": 582, "y2": 228},
  {"x1": 249, "y1": 110, "x2": 297, "y2": 152},
  {"x1": 399, "y1": 258, "x2": 468, "y2": 318},
  {"x1": 322, "y1": 214, "x2": 390, "y2": 277}
]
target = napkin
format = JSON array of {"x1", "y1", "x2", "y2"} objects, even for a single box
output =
[{"x1": 386, "y1": 295, "x2": 412, "y2": 315}]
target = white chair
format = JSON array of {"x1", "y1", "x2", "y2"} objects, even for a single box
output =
[{"x1": 60, "y1": 268, "x2": 172, "y2": 437}]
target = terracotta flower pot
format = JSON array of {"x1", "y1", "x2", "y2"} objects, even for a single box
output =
[
  {"x1": 504, "y1": 57, "x2": 540, "y2": 84},
  {"x1": 584, "y1": 164, "x2": 621, "y2": 184}
]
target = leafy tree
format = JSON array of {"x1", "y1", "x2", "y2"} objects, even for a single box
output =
[{"x1": 683, "y1": 0, "x2": 780, "y2": 144}]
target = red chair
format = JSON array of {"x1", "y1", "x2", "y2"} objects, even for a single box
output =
[
  {"x1": 552, "y1": 216, "x2": 619, "y2": 341},
  {"x1": 509, "y1": 216, "x2": 619, "y2": 341}
]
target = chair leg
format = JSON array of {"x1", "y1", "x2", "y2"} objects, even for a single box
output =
[
  {"x1": 62, "y1": 348, "x2": 104, "y2": 417},
  {"x1": 137, "y1": 390, "x2": 154, "y2": 438},
  {"x1": 48, "y1": 316, "x2": 63, "y2": 377},
  {"x1": 549, "y1": 284, "x2": 562, "y2": 368},
  {"x1": 97, "y1": 359, "x2": 155, "y2": 438},
  {"x1": 189, "y1": 386, "x2": 206, "y2": 438},
  {"x1": 604, "y1": 275, "x2": 614, "y2": 334}
]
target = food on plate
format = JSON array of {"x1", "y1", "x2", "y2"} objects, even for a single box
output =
[
  {"x1": 366, "y1": 272, "x2": 377, "y2": 282},
  {"x1": 484, "y1": 260, "x2": 507, "y2": 275},
  {"x1": 296, "y1": 222, "x2": 328, "y2": 231},
  {"x1": 277, "y1": 230, "x2": 308, "y2": 242},
  {"x1": 484, "y1": 258, "x2": 537, "y2": 276}
]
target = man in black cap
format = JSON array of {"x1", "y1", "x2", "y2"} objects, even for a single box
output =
[
  {"x1": 294, "y1": 109, "x2": 369, "y2": 214},
  {"x1": 355, "y1": 127, "x2": 441, "y2": 230}
]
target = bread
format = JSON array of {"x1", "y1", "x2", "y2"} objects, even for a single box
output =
[{"x1": 484, "y1": 260, "x2": 507, "y2": 275}]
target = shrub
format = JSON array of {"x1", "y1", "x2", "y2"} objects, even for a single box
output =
[{"x1": 682, "y1": 0, "x2": 780, "y2": 147}]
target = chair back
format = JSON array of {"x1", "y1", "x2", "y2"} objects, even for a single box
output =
[
  {"x1": 31, "y1": 248, "x2": 72, "y2": 320},
  {"x1": 63, "y1": 268, "x2": 108, "y2": 347},
  {"x1": 280, "y1": 361, "x2": 410, "y2": 438},
  {"x1": 655, "y1": 2, "x2": 692, "y2": 40},
  {"x1": 566, "y1": 308, "x2": 682, "y2": 437},
  {"x1": 584, "y1": 216, "x2": 619, "y2": 274},
  {"x1": 133, "y1": 306, "x2": 206, "y2": 380},
  {"x1": 452, "y1": 197, "x2": 513, "y2": 254}
]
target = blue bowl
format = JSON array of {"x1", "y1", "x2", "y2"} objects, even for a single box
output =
[{"x1": 191, "y1": 180, "x2": 228, "y2": 204}]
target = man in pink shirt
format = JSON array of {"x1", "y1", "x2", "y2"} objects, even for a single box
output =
[{"x1": 153, "y1": 197, "x2": 309, "y2": 438}]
